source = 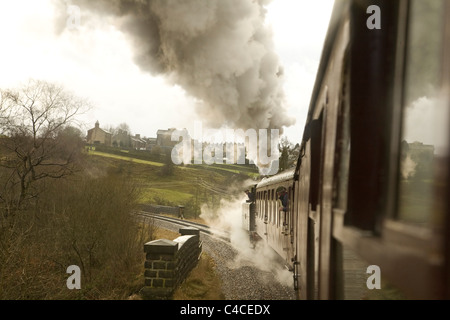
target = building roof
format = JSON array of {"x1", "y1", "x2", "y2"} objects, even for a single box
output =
[
  {"x1": 88, "y1": 126, "x2": 111, "y2": 135},
  {"x1": 157, "y1": 128, "x2": 176, "y2": 135}
]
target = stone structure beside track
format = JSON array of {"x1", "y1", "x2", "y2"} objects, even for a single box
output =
[{"x1": 140, "y1": 227, "x2": 202, "y2": 300}]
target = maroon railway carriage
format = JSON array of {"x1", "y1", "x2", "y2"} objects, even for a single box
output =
[{"x1": 243, "y1": 0, "x2": 450, "y2": 300}]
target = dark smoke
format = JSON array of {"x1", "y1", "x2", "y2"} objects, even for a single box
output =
[{"x1": 55, "y1": 0, "x2": 295, "y2": 132}]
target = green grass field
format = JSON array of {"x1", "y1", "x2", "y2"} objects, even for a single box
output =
[
  {"x1": 86, "y1": 147, "x2": 259, "y2": 217},
  {"x1": 88, "y1": 150, "x2": 164, "y2": 167}
]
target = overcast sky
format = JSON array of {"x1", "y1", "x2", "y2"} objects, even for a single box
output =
[{"x1": 0, "y1": 0, "x2": 334, "y2": 145}]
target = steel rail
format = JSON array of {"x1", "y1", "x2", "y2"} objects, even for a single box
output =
[{"x1": 135, "y1": 211, "x2": 230, "y2": 242}]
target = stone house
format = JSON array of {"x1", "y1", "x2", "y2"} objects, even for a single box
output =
[
  {"x1": 156, "y1": 128, "x2": 178, "y2": 153},
  {"x1": 131, "y1": 134, "x2": 147, "y2": 150},
  {"x1": 112, "y1": 129, "x2": 131, "y2": 148},
  {"x1": 86, "y1": 121, "x2": 112, "y2": 146}
]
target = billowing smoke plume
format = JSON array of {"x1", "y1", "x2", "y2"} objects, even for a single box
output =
[{"x1": 55, "y1": 0, "x2": 295, "y2": 132}]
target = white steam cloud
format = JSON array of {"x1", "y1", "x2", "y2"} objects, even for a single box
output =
[
  {"x1": 55, "y1": 0, "x2": 295, "y2": 132},
  {"x1": 401, "y1": 154, "x2": 417, "y2": 180},
  {"x1": 200, "y1": 196, "x2": 293, "y2": 287}
]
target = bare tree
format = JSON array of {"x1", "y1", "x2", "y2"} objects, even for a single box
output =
[
  {"x1": 117, "y1": 122, "x2": 131, "y2": 135},
  {"x1": 105, "y1": 124, "x2": 118, "y2": 136},
  {"x1": 0, "y1": 79, "x2": 90, "y2": 212},
  {"x1": 0, "y1": 90, "x2": 13, "y2": 135}
]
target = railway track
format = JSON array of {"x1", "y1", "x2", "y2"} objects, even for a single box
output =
[
  {"x1": 135, "y1": 210, "x2": 297, "y2": 299},
  {"x1": 134, "y1": 211, "x2": 230, "y2": 242}
]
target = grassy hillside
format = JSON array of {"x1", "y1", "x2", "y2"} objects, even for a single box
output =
[
  {"x1": 0, "y1": 138, "x2": 252, "y2": 300},
  {"x1": 86, "y1": 146, "x2": 260, "y2": 219}
]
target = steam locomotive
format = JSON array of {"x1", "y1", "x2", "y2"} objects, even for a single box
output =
[{"x1": 243, "y1": 0, "x2": 450, "y2": 299}]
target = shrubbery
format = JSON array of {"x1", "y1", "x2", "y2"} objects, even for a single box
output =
[
  {"x1": 0, "y1": 80, "x2": 152, "y2": 299},
  {"x1": 0, "y1": 166, "x2": 152, "y2": 299}
]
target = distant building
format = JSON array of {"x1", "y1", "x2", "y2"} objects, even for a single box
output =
[
  {"x1": 113, "y1": 129, "x2": 131, "y2": 148},
  {"x1": 111, "y1": 129, "x2": 148, "y2": 150},
  {"x1": 401, "y1": 140, "x2": 435, "y2": 179},
  {"x1": 146, "y1": 138, "x2": 157, "y2": 151},
  {"x1": 86, "y1": 121, "x2": 112, "y2": 146},
  {"x1": 156, "y1": 128, "x2": 178, "y2": 153},
  {"x1": 131, "y1": 134, "x2": 147, "y2": 150}
]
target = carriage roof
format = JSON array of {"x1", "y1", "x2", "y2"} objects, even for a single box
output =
[{"x1": 256, "y1": 167, "x2": 296, "y2": 189}]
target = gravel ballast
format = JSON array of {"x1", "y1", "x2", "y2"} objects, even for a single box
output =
[{"x1": 154, "y1": 219, "x2": 297, "y2": 300}]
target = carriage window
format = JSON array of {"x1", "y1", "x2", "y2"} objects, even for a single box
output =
[
  {"x1": 275, "y1": 189, "x2": 279, "y2": 226},
  {"x1": 256, "y1": 192, "x2": 260, "y2": 218},
  {"x1": 272, "y1": 189, "x2": 276, "y2": 224},
  {"x1": 288, "y1": 187, "x2": 293, "y2": 228},
  {"x1": 269, "y1": 189, "x2": 273, "y2": 222},
  {"x1": 334, "y1": 50, "x2": 350, "y2": 211},
  {"x1": 309, "y1": 115, "x2": 324, "y2": 211},
  {"x1": 263, "y1": 191, "x2": 267, "y2": 219},
  {"x1": 260, "y1": 192, "x2": 263, "y2": 219},
  {"x1": 397, "y1": 0, "x2": 447, "y2": 226}
]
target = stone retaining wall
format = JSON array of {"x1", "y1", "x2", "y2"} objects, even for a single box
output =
[{"x1": 140, "y1": 227, "x2": 202, "y2": 299}]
